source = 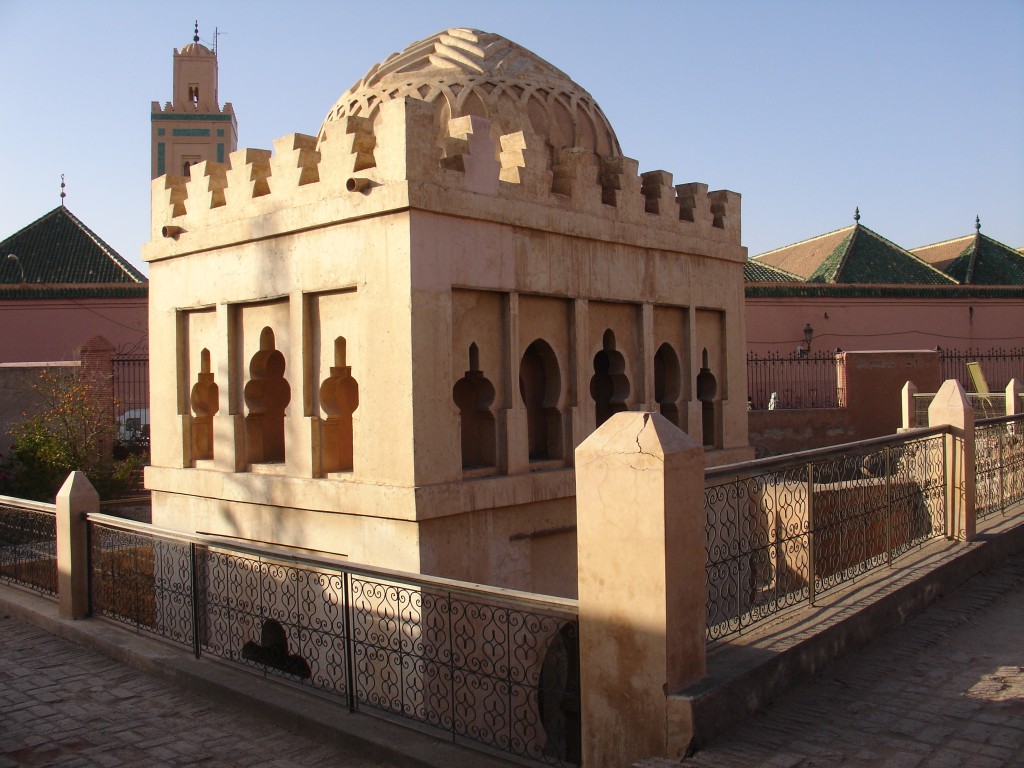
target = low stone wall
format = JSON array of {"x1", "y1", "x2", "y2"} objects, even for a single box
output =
[{"x1": 748, "y1": 407, "x2": 857, "y2": 457}]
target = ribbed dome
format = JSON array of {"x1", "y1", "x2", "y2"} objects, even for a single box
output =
[{"x1": 319, "y1": 28, "x2": 620, "y2": 155}]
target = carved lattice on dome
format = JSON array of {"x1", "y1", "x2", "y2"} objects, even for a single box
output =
[{"x1": 318, "y1": 28, "x2": 621, "y2": 157}]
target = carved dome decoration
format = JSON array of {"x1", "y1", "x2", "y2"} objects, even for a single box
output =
[
  {"x1": 179, "y1": 42, "x2": 214, "y2": 57},
  {"x1": 319, "y1": 28, "x2": 620, "y2": 156}
]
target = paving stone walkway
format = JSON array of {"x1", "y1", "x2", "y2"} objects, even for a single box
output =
[
  {"x1": 681, "y1": 552, "x2": 1024, "y2": 768},
  {"x1": 0, "y1": 615, "x2": 408, "y2": 767}
]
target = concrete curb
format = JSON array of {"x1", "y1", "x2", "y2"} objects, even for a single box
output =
[{"x1": 0, "y1": 587, "x2": 515, "y2": 768}]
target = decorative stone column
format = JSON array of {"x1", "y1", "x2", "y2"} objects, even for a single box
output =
[
  {"x1": 56, "y1": 471, "x2": 98, "y2": 619},
  {"x1": 928, "y1": 380, "x2": 975, "y2": 541},
  {"x1": 575, "y1": 411, "x2": 706, "y2": 766}
]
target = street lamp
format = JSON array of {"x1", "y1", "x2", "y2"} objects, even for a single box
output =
[
  {"x1": 6, "y1": 254, "x2": 25, "y2": 283},
  {"x1": 803, "y1": 323, "x2": 814, "y2": 353}
]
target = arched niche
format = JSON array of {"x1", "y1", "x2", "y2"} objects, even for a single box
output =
[
  {"x1": 696, "y1": 348, "x2": 718, "y2": 447},
  {"x1": 654, "y1": 343, "x2": 681, "y2": 428},
  {"x1": 319, "y1": 336, "x2": 359, "y2": 474},
  {"x1": 190, "y1": 348, "x2": 219, "y2": 461},
  {"x1": 244, "y1": 327, "x2": 291, "y2": 464},
  {"x1": 519, "y1": 339, "x2": 563, "y2": 462},
  {"x1": 590, "y1": 329, "x2": 630, "y2": 428},
  {"x1": 452, "y1": 343, "x2": 497, "y2": 469}
]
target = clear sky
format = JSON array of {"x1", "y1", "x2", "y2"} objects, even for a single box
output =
[{"x1": 1, "y1": 0, "x2": 1021, "y2": 274}]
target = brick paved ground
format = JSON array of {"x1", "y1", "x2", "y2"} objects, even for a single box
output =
[
  {"x1": 0, "y1": 615, "x2": 413, "y2": 767},
  {"x1": 682, "y1": 552, "x2": 1024, "y2": 768}
]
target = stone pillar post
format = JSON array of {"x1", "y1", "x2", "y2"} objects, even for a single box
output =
[
  {"x1": 900, "y1": 380, "x2": 918, "y2": 430},
  {"x1": 1006, "y1": 379, "x2": 1022, "y2": 417},
  {"x1": 56, "y1": 471, "x2": 98, "y2": 619},
  {"x1": 575, "y1": 411, "x2": 706, "y2": 766},
  {"x1": 928, "y1": 380, "x2": 975, "y2": 541}
]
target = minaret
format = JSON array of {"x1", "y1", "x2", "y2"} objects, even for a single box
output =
[{"x1": 150, "y1": 21, "x2": 238, "y2": 179}]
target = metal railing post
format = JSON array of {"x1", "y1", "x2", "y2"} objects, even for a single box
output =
[
  {"x1": 885, "y1": 445, "x2": 893, "y2": 567},
  {"x1": 342, "y1": 570, "x2": 356, "y2": 713},
  {"x1": 190, "y1": 542, "x2": 202, "y2": 658},
  {"x1": 807, "y1": 462, "x2": 816, "y2": 606}
]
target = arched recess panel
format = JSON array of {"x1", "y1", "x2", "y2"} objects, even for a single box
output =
[
  {"x1": 520, "y1": 338, "x2": 563, "y2": 461},
  {"x1": 451, "y1": 289, "x2": 507, "y2": 470},
  {"x1": 695, "y1": 309, "x2": 726, "y2": 448},
  {"x1": 653, "y1": 305, "x2": 691, "y2": 405},
  {"x1": 190, "y1": 348, "x2": 219, "y2": 460},
  {"x1": 182, "y1": 306, "x2": 218, "y2": 464},
  {"x1": 697, "y1": 348, "x2": 719, "y2": 447},
  {"x1": 588, "y1": 301, "x2": 640, "y2": 414},
  {"x1": 319, "y1": 336, "x2": 359, "y2": 473},
  {"x1": 590, "y1": 329, "x2": 630, "y2": 427},
  {"x1": 453, "y1": 343, "x2": 497, "y2": 469},
  {"x1": 654, "y1": 342, "x2": 681, "y2": 427},
  {"x1": 244, "y1": 327, "x2": 291, "y2": 463}
]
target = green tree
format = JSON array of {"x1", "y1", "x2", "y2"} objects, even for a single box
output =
[{"x1": 0, "y1": 369, "x2": 145, "y2": 501}]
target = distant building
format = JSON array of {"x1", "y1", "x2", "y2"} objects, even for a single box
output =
[
  {"x1": 150, "y1": 23, "x2": 238, "y2": 180},
  {"x1": 144, "y1": 28, "x2": 751, "y2": 596},
  {"x1": 0, "y1": 204, "x2": 147, "y2": 362},
  {"x1": 744, "y1": 212, "x2": 1024, "y2": 355}
]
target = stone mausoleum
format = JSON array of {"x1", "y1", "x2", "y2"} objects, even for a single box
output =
[{"x1": 144, "y1": 28, "x2": 751, "y2": 597}]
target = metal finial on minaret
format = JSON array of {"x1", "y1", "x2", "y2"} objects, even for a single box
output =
[
  {"x1": 853, "y1": 206, "x2": 860, "y2": 223},
  {"x1": 60, "y1": 174, "x2": 66, "y2": 206},
  {"x1": 194, "y1": 20, "x2": 200, "y2": 43},
  {"x1": 975, "y1": 215, "x2": 981, "y2": 233}
]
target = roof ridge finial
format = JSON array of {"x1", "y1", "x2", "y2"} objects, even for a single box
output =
[
  {"x1": 975, "y1": 215, "x2": 981, "y2": 233},
  {"x1": 194, "y1": 20, "x2": 200, "y2": 44},
  {"x1": 853, "y1": 206, "x2": 860, "y2": 223},
  {"x1": 60, "y1": 174, "x2": 66, "y2": 206}
]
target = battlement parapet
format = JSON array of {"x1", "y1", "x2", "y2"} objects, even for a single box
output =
[{"x1": 149, "y1": 96, "x2": 740, "y2": 251}]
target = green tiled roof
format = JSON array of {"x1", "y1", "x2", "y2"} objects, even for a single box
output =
[
  {"x1": 744, "y1": 259, "x2": 800, "y2": 283},
  {"x1": 0, "y1": 205, "x2": 146, "y2": 286},
  {"x1": 807, "y1": 225, "x2": 955, "y2": 285},
  {"x1": 944, "y1": 234, "x2": 1024, "y2": 285}
]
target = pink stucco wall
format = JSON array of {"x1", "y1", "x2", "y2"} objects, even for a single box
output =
[
  {"x1": 0, "y1": 298, "x2": 148, "y2": 362},
  {"x1": 745, "y1": 296, "x2": 1024, "y2": 356}
]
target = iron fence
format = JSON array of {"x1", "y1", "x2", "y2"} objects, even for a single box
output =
[
  {"x1": 85, "y1": 516, "x2": 580, "y2": 766},
  {"x1": 975, "y1": 415, "x2": 1024, "y2": 521},
  {"x1": 746, "y1": 351, "x2": 844, "y2": 410},
  {"x1": 703, "y1": 429, "x2": 948, "y2": 641},
  {"x1": 0, "y1": 496, "x2": 57, "y2": 597},
  {"x1": 938, "y1": 347, "x2": 1024, "y2": 393},
  {"x1": 111, "y1": 353, "x2": 149, "y2": 448},
  {"x1": 912, "y1": 393, "x2": 1008, "y2": 426}
]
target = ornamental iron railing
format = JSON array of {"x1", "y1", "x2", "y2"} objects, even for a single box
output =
[
  {"x1": 0, "y1": 496, "x2": 57, "y2": 597},
  {"x1": 913, "y1": 393, "x2": 1008, "y2": 426},
  {"x1": 85, "y1": 517, "x2": 580, "y2": 767},
  {"x1": 703, "y1": 429, "x2": 948, "y2": 641},
  {"x1": 938, "y1": 347, "x2": 1024, "y2": 393},
  {"x1": 746, "y1": 351, "x2": 844, "y2": 410},
  {"x1": 975, "y1": 415, "x2": 1024, "y2": 521}
]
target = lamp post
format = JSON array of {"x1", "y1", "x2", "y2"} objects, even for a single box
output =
[
  {"x1": 6, "y1": 254, "x2": 26, "y2": 283},
  {"x1": 803, "y1": 323, "x2": 814, "y2": 354}
]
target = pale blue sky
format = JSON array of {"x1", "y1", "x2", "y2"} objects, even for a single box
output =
[{"x1": 1, "y1": 0, "x2": 1021, "y2": 273}]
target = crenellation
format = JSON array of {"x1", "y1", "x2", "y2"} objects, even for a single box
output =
[
  {"x1": 551, "y1": 147, "x2": 603, "y2": 211},
  {"x1": 708, "y1": 189, "x2": 740, "y2": 235},
  {"x1": 225, "y1": 148, "x2": 272, "y2": 204},
  {"x1": 270, "y1": 133, "x2": 321, "y2": 188},
  {"x1": 600, "y1": 156, "x2": 642, "y2": 214},
  {"x1": 498, "y1": 131, "x2": 527, "y2": 184},
  {"x1": 442, "y1": 115, "x2": 501, "y2": 195},
  {"x1": 188, "y1": 160, "x2": 229, "y2": 211},
  {"x1": 640, "y1": 170, "x2": 677, "y2": 217},
  {"x1": 675, "y1": 182, "x2": 709, "y2": 225}
]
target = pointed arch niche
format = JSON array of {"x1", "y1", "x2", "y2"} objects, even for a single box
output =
[
  {"x1": 319, "y1": 336, "x2": 359, "y2": 474},
  {"x1": 244, "y1": 327, "x2": 291, "y2": 464},
  {"x1": 519, "y1": 339, "x2": 563, "y2": 463},
  {"x1": 653, "y1": 343, "x2": 681, "y2": 427},
  {"x1": 590, "y1": 329, "x2": 630, "y2": 428},
  {"x1": 453, "y1": 343, "x2": 497, "y2": 470},
  {"x1": 190, "y1": 348, "x2": 219, "y2": 461},
  {"x1": 696, "y1": 348, "x2": 719, "y2": 447}
]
